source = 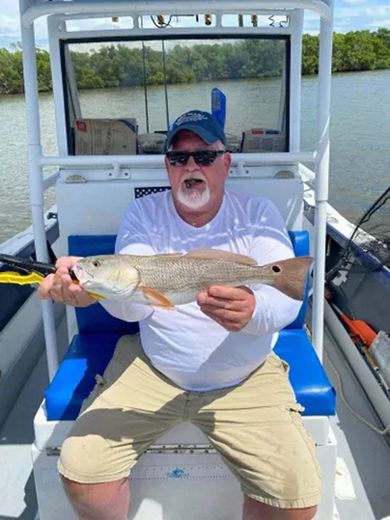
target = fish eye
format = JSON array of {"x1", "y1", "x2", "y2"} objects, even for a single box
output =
[
  {"x1": 92, "y1": 259, "x2": 101, "y2": 267},
  {"x1": 272, "y1": 265, "x2": 281, "y2": 273}
]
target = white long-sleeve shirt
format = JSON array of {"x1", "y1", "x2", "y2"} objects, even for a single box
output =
[{"x1": 101, "y1": 189, "x2": 302, "y2": 391}]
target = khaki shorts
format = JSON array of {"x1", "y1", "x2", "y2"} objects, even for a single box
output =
[{"x1": 59, "y1": 335, "x2": 321, "y2": 509}]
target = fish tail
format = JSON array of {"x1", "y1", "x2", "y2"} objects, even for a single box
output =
[{"x1": 266, "y1": 256, "x2": 313, "y2": 300}]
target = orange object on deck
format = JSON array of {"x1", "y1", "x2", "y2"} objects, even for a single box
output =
[{"x1": 332, "y1": 305, "x2": 377, "y2": 347}]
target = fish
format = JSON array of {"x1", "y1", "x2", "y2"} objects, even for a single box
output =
[{"x1": 72, "y1": 249, "x2": 312, "y2": 308}]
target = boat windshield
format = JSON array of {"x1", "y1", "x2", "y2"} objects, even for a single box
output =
[{"x1": 63, "y1": 36, "x2": 289, "y2": 155}]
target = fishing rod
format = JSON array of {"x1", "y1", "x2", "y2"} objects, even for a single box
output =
[{"x1": 0, "y1": 254, "x2": 77, "y2": 285}]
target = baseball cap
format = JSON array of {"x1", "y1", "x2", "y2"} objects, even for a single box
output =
[{"x1": 166, "y1": 110, "x2": 226, "y2": 150}]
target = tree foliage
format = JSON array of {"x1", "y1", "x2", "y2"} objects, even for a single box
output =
[
  {"x1": 1, "y1": 28, "x2": 389, "y2": 95},
  {"x1": 302, "y1": 28, "x2": 390, "y2": 74}
]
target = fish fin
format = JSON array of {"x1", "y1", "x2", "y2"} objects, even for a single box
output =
[
  {"x1": 265, "y1": 256, "x2": 313, "y2": 300},
  {"x1": 87, "y1": 291, "x2": 106, "y2": 301},
  {"x1": 140, "y1": 286, "x2": 175, "y2": 309},
  {"x1": 185, "y1": 248, "x2": 257, "y2": 266},
  {"x1": 151, "y1": 303, "x2": 175, "y2": 311},
  {"x1": 0, "y1": 271, "x2": 45, "y2": 285}
]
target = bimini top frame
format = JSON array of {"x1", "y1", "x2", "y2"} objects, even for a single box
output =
[
  {"x1": 20, "y1": 0, "x2": 332, "y2": 25},
  {"x1": 18, "y1": 0, "x2": 333, "y2": 379}
]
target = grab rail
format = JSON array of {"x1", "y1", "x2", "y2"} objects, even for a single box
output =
[{"x1": 39, "y1": 151, "x2": 316, "y2": 168}]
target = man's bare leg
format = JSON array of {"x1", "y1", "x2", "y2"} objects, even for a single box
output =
[
  {"x1": 61, "y1": 476, "x2": 130, "y2": 520},
  {"x1": 243, "y1": 495, "x2": 317, "y2": 520}
]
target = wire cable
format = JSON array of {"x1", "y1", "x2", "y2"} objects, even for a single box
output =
[{"x1": 150, "y1": 15, "x2": 173, "y2": 28}]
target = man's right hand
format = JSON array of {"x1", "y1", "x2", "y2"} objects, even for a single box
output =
[{"x1": 38, "y1": 256, "x2": 96, "y2": 307}]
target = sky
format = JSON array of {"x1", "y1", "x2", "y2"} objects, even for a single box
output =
[{"x1": 0, "y1": 0, "x2": 389, "y2": 48}]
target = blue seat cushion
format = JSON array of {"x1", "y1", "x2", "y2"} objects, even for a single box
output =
[
  {"x1": 45, "y1": 329, "x2": 335, "y2": 420},
  {"x1": 45, "y1": 333, "x2": 121, "y2": 420},
  {"x1": 274, "y1": 329, "x2": 335, "y2": 415}
]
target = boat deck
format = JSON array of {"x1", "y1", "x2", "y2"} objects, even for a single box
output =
[
  {"x1": 323, "y1": 331, "x2": 390, "y2": 519},
  {"x1": 0, "y1": 317, "x2": 389, "y2": 520}
]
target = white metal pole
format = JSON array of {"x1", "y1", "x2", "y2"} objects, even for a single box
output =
[
  {"x1": 47, "y1": 16, "x2": 72, "y2": 155},
  {"x1": 289, "y1": 10, "x2": 304, "y2": 152},
  {"x1": 21, "y1": 21, "x2": 59, "y2": 379},
  {"x1": 312, "y1": 9, "x2": 334, "y2": 358}
]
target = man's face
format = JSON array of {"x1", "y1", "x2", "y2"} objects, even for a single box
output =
[{"x1": 165, "y1": 130, "x2": 231, "y2": 219}]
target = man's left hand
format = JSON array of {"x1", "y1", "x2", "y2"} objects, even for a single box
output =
[{"x1": 197, "y1": 286, "x2": 256, "y2": 332}]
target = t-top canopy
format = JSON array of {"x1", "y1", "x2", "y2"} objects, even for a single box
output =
[{"x1": 20, "y1": 0, "x2": 332, "y2": 25}]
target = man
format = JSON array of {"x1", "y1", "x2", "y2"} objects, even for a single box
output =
[{"x1": 39, "y1": 110, "x2": 321, "y2": 520}]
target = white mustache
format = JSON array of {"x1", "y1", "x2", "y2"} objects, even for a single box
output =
[{"x1": 181, "y1": 171, "x2": 207, "y2": 183}]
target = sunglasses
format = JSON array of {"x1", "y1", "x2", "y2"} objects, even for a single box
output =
[{"x1": 166, "y1": 150, "x2": 225, "y2": 167}]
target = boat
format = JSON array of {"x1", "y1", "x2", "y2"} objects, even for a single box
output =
[{"x1": 0, "y1": 1, "x2": 389, "y2": 519}]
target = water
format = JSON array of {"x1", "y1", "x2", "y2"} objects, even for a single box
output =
[{"x1": 0, "y1": 70, "x2": 389, "y2": 244}]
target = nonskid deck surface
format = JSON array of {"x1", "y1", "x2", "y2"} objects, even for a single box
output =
[{"x1": 0, "y1": 324, "x2": 389, "y2": 520}]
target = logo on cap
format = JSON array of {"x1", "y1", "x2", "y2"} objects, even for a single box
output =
[{"x1": 174, "y1": 112, "x2": 209, "y2": 126}]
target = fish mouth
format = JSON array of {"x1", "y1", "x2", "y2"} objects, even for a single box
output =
[{"x1": 71, "y1": 264, "x2": 93, "y2": 286}]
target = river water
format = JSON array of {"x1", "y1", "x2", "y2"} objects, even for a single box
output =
[{"x1": 0, "y1": 69, "x2": 389, "y2": 244}]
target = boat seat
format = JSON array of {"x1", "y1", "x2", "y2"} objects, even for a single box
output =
[{"x1": 44, "y1": 231, "x2": 336, "y2": 420}]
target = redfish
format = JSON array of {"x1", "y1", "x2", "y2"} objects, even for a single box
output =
[{"x1": 73, "y1": 249, "x2": 312, "y2": 308}]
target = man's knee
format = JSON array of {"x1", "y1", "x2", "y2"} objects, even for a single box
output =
[
  {"x1": 61, "y1": 475, "x2": 129, "y2": 501},
  {"x1": 243, "y1": 495, "x2": 318, "y2": 520},
  {"x1": 61, "y1": 476, "x2": 130, "y2": 520}
]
